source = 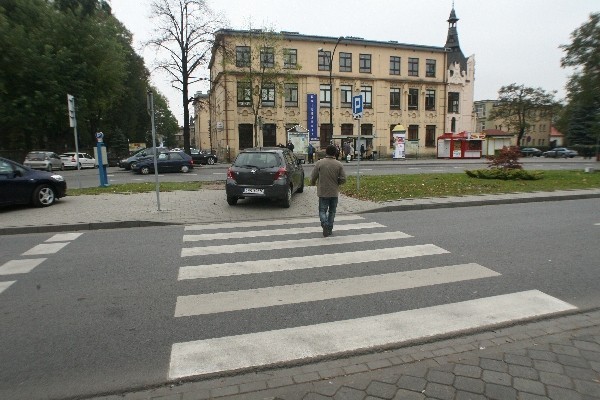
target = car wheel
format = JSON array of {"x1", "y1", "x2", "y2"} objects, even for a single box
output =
[
  {"x1": 181, "y1": 165, "x2": 190, "y2": 173},
  {"x1": 297, "y1": 178, "x2": 304, "y2": 193},
  {"x1": 207, "y1": 157, "x2": 215, "y2": 165},
  {"x1": 227, "y1": 196, "x2": 238, "y2": 206},
  {"x1": 140, "y1": 166, "x2": 150, "y2": 175},
  {"x1": 32, "y1": 185, "x2": 56, "y2": 207},
  {"x1": 281, "y1": 187, "x2": 292, "y2": 208}
]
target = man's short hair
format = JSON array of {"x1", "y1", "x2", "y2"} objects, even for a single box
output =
[{"x1": 326, "y1": 145, "x2": 336, "y2": 156}]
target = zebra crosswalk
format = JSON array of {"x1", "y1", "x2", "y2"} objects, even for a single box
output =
[{"x1": 169, "y1": 216, "x2": 577, "y2": 380}]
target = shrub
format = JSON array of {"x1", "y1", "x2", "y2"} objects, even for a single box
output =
[
  {"x1": 486, "y1": 146, "x2": 523, "y2": 170},
  {"x1": 465, "y1": 169, "x2": 543, "y2": 180}
]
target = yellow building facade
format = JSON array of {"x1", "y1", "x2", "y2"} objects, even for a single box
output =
[{"x1": 195, "y1": 8, "x2": 475, "y2": 162}]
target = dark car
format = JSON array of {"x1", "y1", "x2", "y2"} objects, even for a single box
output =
[
  {"x1": 0, "y1": 156, "x2": 67, "y2": 207},
  {"x1": 131, "y1": 151, "x2": 194, "y2": 174},
  {"x1": 190, "y1": 149, "x2": 218, "y2": 165},
  {"x1": 520, "y1": 147, "x2": 543, "y2": 157},
  {"x1": 226, "y1": 147, "x2": 304, "y2": 208},
  {"x1": 543, "y1": 147, "x2": 578, "y2": 158},
  {"x1": 118, "y1": 147, "x2": 169, "y2": 170}
]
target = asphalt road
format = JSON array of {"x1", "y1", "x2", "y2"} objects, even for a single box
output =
[
  {"x1": 1, "y1": 198, "x2": 598, "y2": 399},
  {"x1": 62, "y1": 157, "x2": 597, "y2": 189}
]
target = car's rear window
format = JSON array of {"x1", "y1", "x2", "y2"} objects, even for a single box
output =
[{"x1": 234, "y1": 152, "x2": 279, "y2": 168}]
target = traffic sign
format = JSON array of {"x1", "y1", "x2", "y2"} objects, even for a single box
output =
[{"x1": 352, "y1": 95, "x2": 363, "y2": 119}]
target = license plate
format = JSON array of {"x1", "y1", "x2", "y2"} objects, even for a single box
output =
[{"x1": 243, "y1": 188, "x2": 264, "y2": 194}]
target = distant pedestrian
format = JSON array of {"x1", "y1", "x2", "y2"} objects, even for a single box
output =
[
  {"x1": 335, "y1": 144, "x2": 341, "y2": 160},
  {"x1": 360, "y1": 144, "x2": 365, "y2": 160},
  {"x1": 287, "y1": 140, "x2": 294, "y2": 152},
  {"x1": 307, "y1": 143, "x2": 315, "y2": 163},
  {"x1": 310, "y1": 145, "x2": 347, "y2": 237},
  {"x1": 343, "y1": 142, "x2": 351, "y2": 163}
]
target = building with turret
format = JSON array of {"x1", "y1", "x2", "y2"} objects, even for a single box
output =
[{"x1": 194, "y1": 7, "x2": 475, "y2": 162}]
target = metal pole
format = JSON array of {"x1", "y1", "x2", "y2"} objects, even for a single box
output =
[
  {"x1": 147, "y1": 91, "x2": 160, "y2": 211},
  {"x1": 356, "y1": 118, "x2": 361, "y2": 191}
]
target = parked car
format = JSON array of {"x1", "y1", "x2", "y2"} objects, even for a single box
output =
[
  {"x1": 131, "y1": 151, "x2": 194, "y2": 174},
  {"x1": 190, "y1": 148, "x2": 218, "y2": 165},
  {"x1": 226, "y1": 147, "x2": 304, "y2": 208},
  {"x1": 59, "y1": 152, "x2": 97, "y2": 169},
  {"x1": 0, "y1": 156, "x2": 67, "y2": 207},
  {"x1": 543, "y1": 147, "x2": 578, "y2": 158},
  {"x1": 23, "y1": 151, "x2": 64, "y2": 171},
  {"x1": 118, "y1": 147, "x2": 169, "y2": 170},
  {"x1": 519, "y1": 147, "x2": 543, "y2": 157}
]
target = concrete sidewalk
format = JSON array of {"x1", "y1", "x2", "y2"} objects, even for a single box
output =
[{"x1": 1, "y1": 185, "x2": 600, "y2": 235}]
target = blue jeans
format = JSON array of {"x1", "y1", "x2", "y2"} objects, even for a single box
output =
[{"x1": 318, "y1": 197, "x2": 338, "y2": 229}]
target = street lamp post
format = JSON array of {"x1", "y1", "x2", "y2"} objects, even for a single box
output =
[{"x1": 322, "y1": 37, "x2": 343, "y2": 144}]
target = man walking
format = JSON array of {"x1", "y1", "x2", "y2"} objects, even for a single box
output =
[{"x1": 310, "y1": 145, "x2": 347, "y2": 237}]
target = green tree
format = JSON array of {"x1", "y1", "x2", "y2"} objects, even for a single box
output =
[
  {"x1": 146, "y1": 0, "x2": 225, "y2": 155},
  {"x1": 488, "y1": 84, "x2": 560, "y2": 146},
  {"x1": 220, "y1": 28, "x2": 301, "y2": 147},
  {"x1": 558, "y1": 12, "x2": 600, "y2": 147}
]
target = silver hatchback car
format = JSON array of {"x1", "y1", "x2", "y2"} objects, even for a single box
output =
[{"x1": 23, "y1": 151, "x2": 64, "y2": 171}]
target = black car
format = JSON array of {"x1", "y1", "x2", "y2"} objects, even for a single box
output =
[
  {"x1": 131, "y1": 151, "x2": 194, "y2": 174},
  {"x1": 190, "y1": 149, "x2": 218, "y2": 165},
  {"x1": 119, "y1": 147, "x2": 169, "y2": 170},
  {"x1": 520, "y1": 147, "x2": 543, "y2": 157},
  {"x1": 226, "y1": 147, "x2": 304, "y2": 208},
  {"x1": 0, "y1": 156, "x2": 67, "y2": 207}
]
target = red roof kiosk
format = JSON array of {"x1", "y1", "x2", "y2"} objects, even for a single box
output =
[{"x1": 437, "y1": 131, "x2": 484, "y2": 159}]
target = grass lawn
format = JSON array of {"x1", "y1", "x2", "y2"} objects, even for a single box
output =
[{"x1": 68, "y1": 170, "x2": 600, "y2": 202}]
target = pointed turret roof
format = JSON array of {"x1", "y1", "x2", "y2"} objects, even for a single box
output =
[{"x1": 444, "y1": 7, "x2": 467, "y2": 72}]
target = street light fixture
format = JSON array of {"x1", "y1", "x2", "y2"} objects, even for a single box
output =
[{"x1": 319, "y1": 36, "x2": 343, "y2": 144}]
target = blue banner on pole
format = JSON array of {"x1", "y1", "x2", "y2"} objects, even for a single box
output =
[{"x1": 307, "y1": 94, "x2": 318, "y2": 141}]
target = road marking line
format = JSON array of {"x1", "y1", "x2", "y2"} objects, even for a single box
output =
[
  {"x1": 168, "y1": 290, "x2": 576, "y2": 379},
  {"x1": 22, "y1": 242, "x2": 70, "y2": 256},
  {"x1": 46, "y1": 233, "x2": 83, "y2": 242},
  {"x1": 175, "y1": 263, "x2": 498, "y2": 316},
  {"x1": 0, "y1": 259, "x2": 46, "y2": 275},
  {"x1": 181, "y1": 231, "x2": 412, "y2": 257},
  {"x1": 183, "y1": 222, "x2": 383, "y2": 241},
  {"x1": 185, "y1": 215, "x2": 364, "y2": 231},
  {"x1": 179, "y1": 244, "x2": 448, "y2": 280},
  {"x1": 0, "y1": 281, "x2": 16, "y2": 294}
]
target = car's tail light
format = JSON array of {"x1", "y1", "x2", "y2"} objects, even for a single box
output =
[
  {"x1": 226, "y1": 167, "x2": 236, "y2": 182},
  {"x1": 274, "y1": 167, "x2": 287, "y2": 181}
]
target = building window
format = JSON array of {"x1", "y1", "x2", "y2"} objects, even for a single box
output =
[
  {"x1": 390, "y1": 56, "x2": 401, "y2": 75},
  {"x1": 359, "y1": 54, "x2": 371, "y2": 73},
  {"x1": 390, "y1": 88, "x2": 401, "y2": 110},
  {"x1": 238, "y1": 124, "x2": 253, "y2": 149},
  {"x1": 425, "y1": 125, "x2": 436, "y2": 147},
  {"x1": 426, "y1": 59, "x2": 436, "y2": 77},
  {"x1": 448, "y1": 92, "x2": 460, "y2": 113},
  {"x1": 408, "y1": 88, "x2": 419, "y2": 110},
  {"x1": 318, "y1": 50, "x2": 330, "y2": 71},
  {"x1": 361, "y1": 86, "x2": 372, "y2": 108},
  {"x1": 283, "y1": 48, "x2": 297, "y2": 68},
  {"x1": 237, "y1": 81, "x2": 252, "y2": 106},
  {"x1": 236, "y1": 46, "x2": 250, "y2": 67},
  {"x1": 408, "y1": 57, "x2": 419, "y2": 76},
  {"x1": 261, "y1": 83, "x2": 275, "y2": 107},
  {"x1": 320, "y1": 124, "x2": 331, "y2": 148},
  {"x1": 341, "y1": 123, "x2": 353, "y2": 135},
  {"x1": 340, "y1": 85, "x2": 352, "y2": 108},
  {"x1": 284, "y1": 83, "x2": 298, "y2": 107},
  {"x1": 260, "y1": 47, "x2": 274, "y2": 68},
  {"x1": 339, "y1": 52, "x2": 352, "y2": 72},
  {"x1": 320, "y1": 84, "x2": 331, "y2": 107},
  {"x1": 408, "y1": 125, "x2": 419, "y2": 140},
  {"x1": 361, "y1": 124, "x2": 373, "y2": 136},
  {"x1": 425, "y1": 89, "x2": 436, "y2": 111}
]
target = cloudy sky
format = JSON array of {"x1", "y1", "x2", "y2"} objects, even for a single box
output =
[{"x1": 109, "y1": 0, "x2": 597, "y2": 124}]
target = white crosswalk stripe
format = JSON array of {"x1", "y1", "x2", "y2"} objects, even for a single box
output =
[
  {"x1": 171, "y1": 217, "x2": 577, "y2": 380},
  {"x1": 178, "y1": 244, "x2": 449, "y2": 280},
  {"x1": 174, "y1": 263, "x2": 500, "y2": 317}
]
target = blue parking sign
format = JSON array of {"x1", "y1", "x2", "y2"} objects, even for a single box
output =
[{"x1": 352, "y1": 95, "x2": 363, "y2": 119}]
